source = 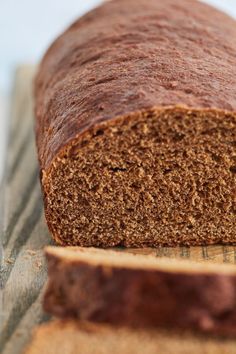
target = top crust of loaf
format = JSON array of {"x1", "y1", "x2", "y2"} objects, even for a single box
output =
[
  {"x1": 45, "y1": 246, "x2": 236, "y2": 275},
  {"x1": 35, "y1": 0, "x2": 236, "y2": 171}
]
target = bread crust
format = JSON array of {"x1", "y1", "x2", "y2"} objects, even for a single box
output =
[{"x1": 35, "y1": 0, "x2": 236, "y2": 171}]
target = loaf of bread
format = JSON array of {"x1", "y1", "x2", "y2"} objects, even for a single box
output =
[
  {"x1": 35, "y1": 0, "x2": 236, "y2": 247},
  {"x1": 44, "y1": 247, "x2": 236, "y2": 336},
  {"x1": 24, "y1": 320, "x2": 236, "y2": 354}
]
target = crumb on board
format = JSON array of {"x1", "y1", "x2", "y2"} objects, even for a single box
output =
[
  {"x1": 5, "y1": 258, "x2": 14, "y2": 264},
  {"x1": 26, "y1": 250, "x2": 37, "y2": 256},
  {"x1": 15, "y1": 330, "x2": 24, "y2": 337},
  {"x1": 34, "y1": 260, "x2": 42, "y2": 269}
]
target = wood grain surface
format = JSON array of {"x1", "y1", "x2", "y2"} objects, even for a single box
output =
[{"x1": 1, "y1": 66, "x2": 236, "y2": 354}]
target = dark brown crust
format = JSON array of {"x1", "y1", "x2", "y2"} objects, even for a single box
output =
[
  {"x1": 35, "y1": 0, "x2": 236, "y2": 171},
  {"x1": 44, "y1": 248, "x2": 236, "y2": 336}
]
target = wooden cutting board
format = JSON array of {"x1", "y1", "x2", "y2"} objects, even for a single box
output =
[{"x1": 1, "y1": 66, "x2": 236, "y2": 354}]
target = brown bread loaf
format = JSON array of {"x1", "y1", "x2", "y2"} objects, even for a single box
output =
[
  {"x1": 35, "y1": 0, "x2": 236, "y2": 247},
  {"x1": 44, "y1": 247, "x2": 236, "y2": 336},
  {"x1": 24, "y1": 320, "x2": 236, "y2": 354}
]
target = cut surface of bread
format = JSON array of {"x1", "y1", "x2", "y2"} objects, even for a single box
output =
[
  {"x1": 44, "y1": 247, "x2": 236, "y2": 336},
  {"x1": 24, "y1": 320, "x2": 236, "y2": 354},
  {"x1": 35, "y1": 0, "x2": 236, "y2": 247}
]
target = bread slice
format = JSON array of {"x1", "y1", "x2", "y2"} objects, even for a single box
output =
[
  {"x1": 35, "y1": 0, "x2": 236, "y2": 247},
  {"x1": 24, "y1": 320, "x2": 236, "y2": 354},
  {"x1": 44, "y1": 246, "x2": 236, "y2": 336}
]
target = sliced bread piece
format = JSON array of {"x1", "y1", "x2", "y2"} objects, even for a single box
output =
[
  {"x1": 24, "y1": 320, "x2": 236, "y2": 354},
  {"x1": 44, "y1": 247, "x2": 236, "y2": 336}
]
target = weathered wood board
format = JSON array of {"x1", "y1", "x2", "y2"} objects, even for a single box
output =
[
  {"x1": 0, "y1": 66, "x2": 51, "y2": 354},
  {"x1": 1, "y1": 66, "x2": 236, "y2": 354}
]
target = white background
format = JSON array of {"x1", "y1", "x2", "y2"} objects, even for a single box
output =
[{"x1": 0, "y1": 0, "x2": 235, "y2": 180}]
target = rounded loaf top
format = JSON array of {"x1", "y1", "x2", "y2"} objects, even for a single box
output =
[{"x1": 35, "y1": 0, "x2": 236, "y2": 170}]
